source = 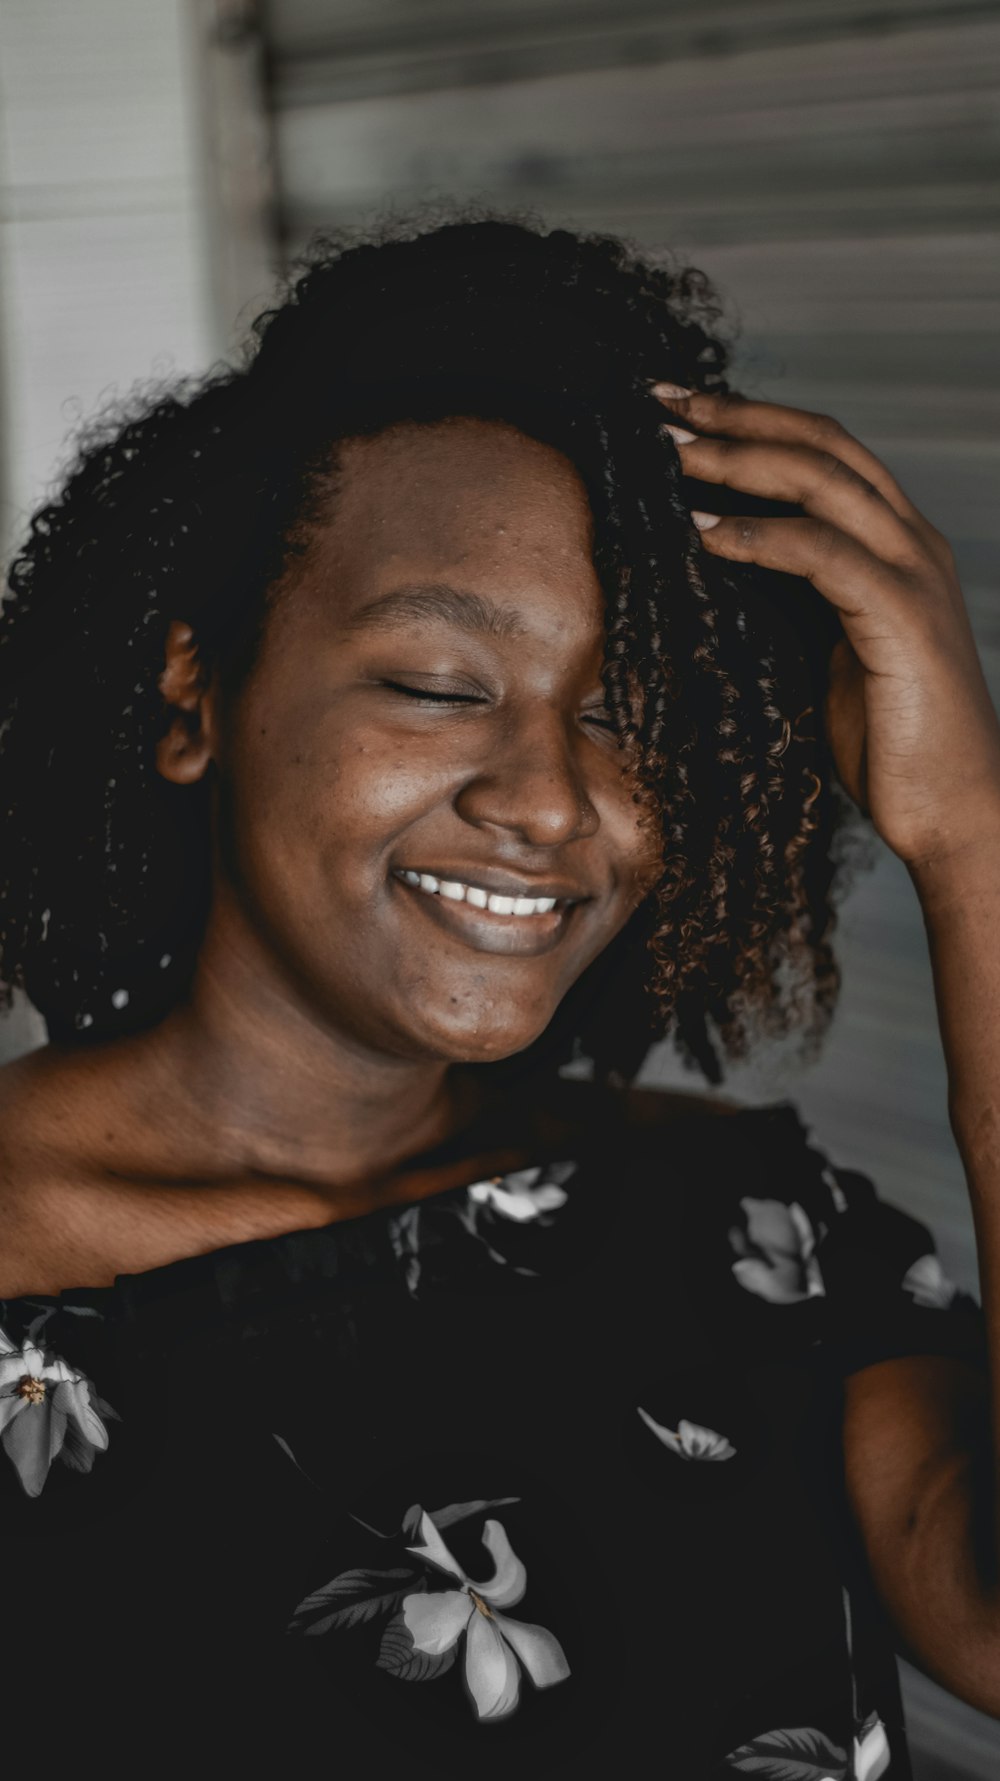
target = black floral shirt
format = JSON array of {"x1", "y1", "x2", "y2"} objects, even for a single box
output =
[{"x1": 0, "y1": 1097, "x2": 987, "y2": 1778}]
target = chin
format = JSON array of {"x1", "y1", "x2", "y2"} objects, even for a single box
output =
[{"x1": 414, "y1": 1007, "x2": 557, "y2": 1068}]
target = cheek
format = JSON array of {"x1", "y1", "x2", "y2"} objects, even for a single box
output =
[
  {"x1": 222, "y1": 715, "x2": 453, "y2": 897},
  {"x1": 602, "y1": 777, "x2": 664, "y2": 903},
  {"x1": 327, "y1": 736, "x2": 454, "y2": 836}
]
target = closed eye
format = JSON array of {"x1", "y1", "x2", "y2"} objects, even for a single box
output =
[
  {"x1": 383, "y1": 680, "x2": 621, "y2": 736},
  {"x1": 381, "y1": 680, "x2": 483, "y2": 705}
]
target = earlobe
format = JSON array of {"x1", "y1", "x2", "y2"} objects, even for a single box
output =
[
  {"x1": 155, "y1": 722, "x2": 213, "y2": 785},
  {"x1": 155, "y1": 618, "x2": 216, "y2": 785}
]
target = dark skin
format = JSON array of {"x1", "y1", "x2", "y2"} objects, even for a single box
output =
[
  {"x1": 0, "y1": 417, "x2": 679, "y2": 1291},
  {"x1": 2, "y1": 395, "x2": 1000, "y2": 1714},
  {"x1": 658, "y1": 382, "x2": 1000, "y2": 1713}
]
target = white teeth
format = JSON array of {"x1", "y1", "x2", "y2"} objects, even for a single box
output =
[{"x1": 399, "y1": 871, "x2": 563, "y2": 917}]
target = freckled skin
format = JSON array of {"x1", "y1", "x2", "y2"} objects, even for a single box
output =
[
  {"x1": 201, "y1": 417, "x2": 659, "y2": 1069},
  {"x1": 0, "y1": 417, "x2": 666, "y2": 1286}
]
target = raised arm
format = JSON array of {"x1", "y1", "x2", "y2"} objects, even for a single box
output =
[
  {"x1": 842, "y1": 828, "x2": 1000, "y2": 1714},
  {"x1": 650, "y1": 378, "x2": 1000, "y2": 1712}
]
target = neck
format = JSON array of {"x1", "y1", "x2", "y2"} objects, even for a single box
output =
[{"x1": 117, "y1": 918, "x2": 486, "y2": 1190}]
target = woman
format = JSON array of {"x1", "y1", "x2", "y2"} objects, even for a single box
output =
[{"x1": 0, "y1": 211, "x2": 997, "y2": 1776}]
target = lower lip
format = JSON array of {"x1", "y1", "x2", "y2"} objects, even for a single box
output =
[{"x1": 391, "y1": 874, "x2": 581, "y2": 957}]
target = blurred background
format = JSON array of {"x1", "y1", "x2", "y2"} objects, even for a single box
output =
[{"x1": 0, "y1": 2, "x2": 998, "y2": 1770}]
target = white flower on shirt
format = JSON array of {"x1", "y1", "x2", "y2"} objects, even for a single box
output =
[
  {"x1": 0, "y1": 1326, "x2": 113, "y2": 1498},
  {"x1": 637, "y1": 1405, "x2": 736, "y2": 1461},
  {"x1": 854, "y1": 1710, "x2": 890, "y2": 1780},
  {"x1": 729, "y1": 1197, "x2": 826, "y2": 1304},
  {"x1": 467, "y1": 1161, "x2": 575, "y2": 1223},
  {"x1": 288, "y1": 1494, "x2": 571, "y2": 1725},
  {"x1": 395, "y1": 1511, "x2": 571, "y2": 1721},
  {"x1": 725, "y1": 1710, "x2": 889, "y2": 1778},
  {"x1": 901, "y1": 1252, "x2": 957, "y2": 1310}
]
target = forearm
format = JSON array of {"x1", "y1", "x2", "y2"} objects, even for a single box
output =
[{"x1": 908, "y1": 816, "x2": 1000, "y2": 1551}]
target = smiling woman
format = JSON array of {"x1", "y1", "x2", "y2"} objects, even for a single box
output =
[
  {"x1": 0, "y1": 208, "x2": 998, "y2": 1776},
  {"x1": 0, "y1": 212, "x2": 849, "y2": 1095},
  {"x1": 165, "y1": 412, "x2": 663, "y2": 1071}
]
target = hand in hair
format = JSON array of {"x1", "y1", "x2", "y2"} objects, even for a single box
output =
[{"x1": 654, "y1": 387, "x2": 1000, "y2": 872}]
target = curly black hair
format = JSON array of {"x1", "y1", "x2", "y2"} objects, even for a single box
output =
[{"x1": 0, "y1": 202, "x2": 868, "y2": 1087}]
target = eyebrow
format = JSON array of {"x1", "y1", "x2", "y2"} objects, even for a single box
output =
[{"x1": 342, "y1": 582, "x2": 529, "y2": 642}]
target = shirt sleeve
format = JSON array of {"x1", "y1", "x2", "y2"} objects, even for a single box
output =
[
  {"x1": 727, "y1": 1100, "x2": 988, "y2": 1379},
  {"x1": 817, "y1": 1160, "x2": 986, "y2": 1379}
]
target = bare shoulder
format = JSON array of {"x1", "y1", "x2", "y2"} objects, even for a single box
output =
[
  {"x1": 0, "y1": 1046, "x2": 105, "y2": 1272},
  {"x1": 0, "y1": 1050, "x2": 53, "y2": 1190},
  {"x1": 0, "y1": 1044, "x2": 95, "y2": 1177}
]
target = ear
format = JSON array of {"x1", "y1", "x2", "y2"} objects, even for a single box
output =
[{"x1": 155, "y1": 619, "x2": 217, "y2": 785}]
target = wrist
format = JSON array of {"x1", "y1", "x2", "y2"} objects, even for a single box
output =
[{"x1": 907, "y1": 809, "x2": 1000, "y2": 918}]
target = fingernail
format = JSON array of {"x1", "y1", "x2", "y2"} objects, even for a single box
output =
[
  {"x1": 662, "y1": 424, "x2": 697, "y2": 444},
  {"x1": 691, "y1": 511, "x2": 721, "y2": 530},
  {"x1": 650, "y1": 381, "x2": 693, "y2": 399}
]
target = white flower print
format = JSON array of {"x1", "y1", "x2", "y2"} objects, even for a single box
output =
[
  {"x1": 398, "y1": 1511, "x2": 571, "y2": 1721},
  {"x1": 637, "y1": 1405, "x2": 736, "y2": 1461},
  {"x1": 467, "y1": 1161, "x2": 575, "y2": 1223},
  {"x1": 901, "y1": 1252, "x2": 958, "y2": 1310},
  {"x1": 726, "y1": 1725, "x2": 849, "y2": 1777},
  {"x1": 729, "y1": 1197, "x2": 826, "y2": 1304},
  {"x1": 386, "y1": 1203, "x2": 424, "y2": 1297},
  {"x1": 384, "y1": 1162, "x2": 575, "y2": 1300},
  {"x1": 854, "y1": 1710, "x2": 890, "y2": 1781},
  {"x1": 725, "y1": 1712, "x2": 889, "y2": 1779},
  {"x1": 0, "y1": 1325, "x2": 113, "y2": 1497},
  {"x1": 288, "y1": 1495, "x2": 571, "y2": 1725}
]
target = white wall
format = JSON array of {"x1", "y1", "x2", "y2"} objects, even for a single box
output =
[
  {"x1": 0, "y1": 1, "x2": 220, "y2": 548},
  {"x1": 0, "y1": 0, "x2": 274, "y2": 1062}
]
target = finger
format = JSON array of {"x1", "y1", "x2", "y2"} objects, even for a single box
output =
[
  {"x1": 653, "y1": 387, "x2": 925, "y2": 532},
  {"x1": 691, "y1": 512, "x2": 913, "y2": 634},
  {"x1": 668, "y1": 435, "x2": 922, "y2": 570}
]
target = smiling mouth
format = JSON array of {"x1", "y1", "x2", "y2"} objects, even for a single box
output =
[
  {"x1": 391, "y1": 867, "x2": 586, "y2": 957},
  {"x1": 394, "y1": 868, "x2": 572, "y2": 918}
]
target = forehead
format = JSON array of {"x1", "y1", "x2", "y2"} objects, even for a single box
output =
[
  {"x1": 334, "y1": 415, "x2": 591, "y2": 535},
  {"x1": 291, "y1": 417, "x2": 603, "y2": 633}
]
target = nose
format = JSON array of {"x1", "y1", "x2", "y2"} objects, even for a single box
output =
[{"x1": 454, "y1": 705, "x2": 600, "y2": 847}]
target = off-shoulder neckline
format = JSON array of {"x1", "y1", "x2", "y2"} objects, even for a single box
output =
[{"x1": 1, "y1": 1097, "x2": 806, "y2": 1328}]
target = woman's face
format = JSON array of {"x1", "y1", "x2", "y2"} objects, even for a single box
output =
[{"x1": 203, "y1": 416, "x2": 662, "y2": 1065}]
